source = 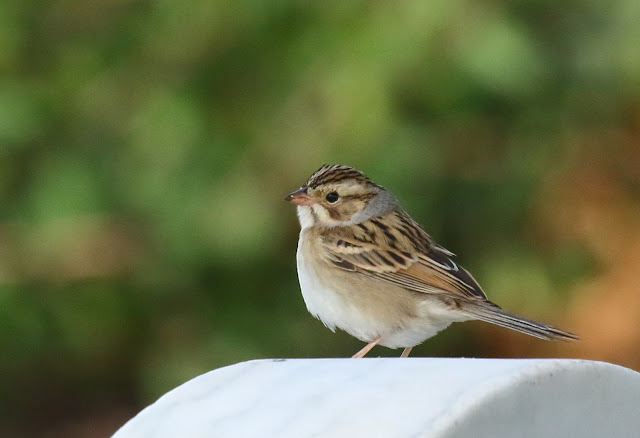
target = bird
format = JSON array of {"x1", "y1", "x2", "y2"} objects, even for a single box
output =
[{"x1": 285, "y1": 164, "x2": 577, "y2": 358}]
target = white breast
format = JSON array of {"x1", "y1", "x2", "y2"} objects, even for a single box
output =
[{"x1": 295, "y1": 232, "x2": 384, "y2": 342}]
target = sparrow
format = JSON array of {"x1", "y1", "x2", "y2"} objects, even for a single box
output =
[{"x1": 285, "y1": 164, "x2": 577, "y2": 358}]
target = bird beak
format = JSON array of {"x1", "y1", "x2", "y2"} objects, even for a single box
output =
[{"x1": 284, "y1": 186, "x2": 314, "y2": 206}]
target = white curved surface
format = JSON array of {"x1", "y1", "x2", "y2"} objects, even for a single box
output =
[{"x1": 113, "y1": 358, "x2": 640, "y2": 438}]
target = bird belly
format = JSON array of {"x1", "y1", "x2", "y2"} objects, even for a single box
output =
[
  {"x1": 296, "y1": 235, "x2": 462, "y2": 348},
  {"x1": 297, "y1": 244, "x2": 384, "y2": 343}
]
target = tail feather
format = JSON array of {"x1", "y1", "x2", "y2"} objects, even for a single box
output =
[{"x1": 463, "y1": 303, "x2": 578, "y2": 341}]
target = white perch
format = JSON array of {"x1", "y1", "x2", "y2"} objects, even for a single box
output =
[{"x1": 113, "y1": 358, "x2": 640, "y2": 438}]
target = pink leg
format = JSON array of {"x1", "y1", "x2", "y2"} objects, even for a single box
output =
[
  {"x1": 400, "y1": 347, "x2": 412, "y2": 358},
  {"x1": 352, "y1": 336, "x2": 381, "y2": 358}
]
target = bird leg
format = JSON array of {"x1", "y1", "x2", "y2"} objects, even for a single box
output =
[
  {"x1": 352, "y1": 336, "x2": 381, "y2": 358},
  {"x1": 400, "y1": 347, "x2": 412, "y2": 358}
]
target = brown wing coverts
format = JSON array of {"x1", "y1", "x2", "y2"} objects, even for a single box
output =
[{"x1": 321, "y1": 210, "x2": 488, "y2": 301}]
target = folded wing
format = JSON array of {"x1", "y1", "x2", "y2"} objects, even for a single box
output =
[{"x1": 320, "y1": 210, "x2": 489, "y2": 302}]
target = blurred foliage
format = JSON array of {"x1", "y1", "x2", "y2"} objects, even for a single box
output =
[{"x1": 1, "y1": 0, "x2": 640, "y2": 437}]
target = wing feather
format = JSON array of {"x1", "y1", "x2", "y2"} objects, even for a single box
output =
[{"x1": 321, "y1": 210, "x2": 488, "y2": 302}]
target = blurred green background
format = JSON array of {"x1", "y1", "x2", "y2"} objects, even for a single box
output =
[{"x1": 2, "y1": 1, "x2": 640, "y2": 437}]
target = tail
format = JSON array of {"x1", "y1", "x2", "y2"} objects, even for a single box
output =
[{"x1": 463, "y1": 303, "x2": 578, "y2": 341}]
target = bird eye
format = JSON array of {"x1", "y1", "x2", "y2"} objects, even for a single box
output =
[{"x1": 325, "y1": 191, "x2": 339, "y2": 203}]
